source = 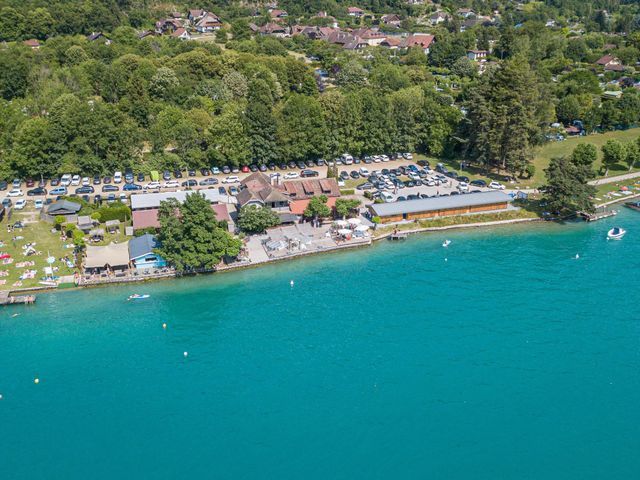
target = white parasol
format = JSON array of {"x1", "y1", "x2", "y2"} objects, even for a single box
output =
[
  {"x1": 354, "y1": 225, "x2": 370, "y2": 232},
  {"x1": 347, "y1": 218, "x2": 362, "y2": 225},
  {"x1": 334, "y1": 220, "x2": 348, "y2": 227},
  {"x1": 337, "y1": 229, "x2": 352, "y2": 235}
]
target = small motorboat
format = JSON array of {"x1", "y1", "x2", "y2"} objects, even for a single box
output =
[
  {"x1": 128, "y1": 294, "x2": 150, "y2": 300},
  {"x1": 607, "y1": 227, "x2": 626, "y2": 240},
  {"x1": 624, "y1": 201, "x2": 640, "y2": 212},
  {"x1": 442, "y1": 240, "x2": 451, "y2": 248}
]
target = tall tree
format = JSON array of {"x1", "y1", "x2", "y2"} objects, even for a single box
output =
[
  {"x1": 156, "y1": 193, "x2": 241, "y2": 272},
  {"x1": 601, "y1": 139, "x2": 625, "y2": 176},
  {"x1": 244, "y1": 79, "x2": 279, "y2": 165}
]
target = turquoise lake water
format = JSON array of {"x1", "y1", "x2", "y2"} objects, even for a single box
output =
[{"x1": 1, "y1": 212, "x2": 640, "y2": 479}]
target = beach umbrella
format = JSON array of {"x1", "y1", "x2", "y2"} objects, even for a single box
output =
[
  {"x1": 354, "y1": 225, "x2": 370, "y2": 232},
  {"x1": 334, "y1": 220, "x2": 348, "y2": 227},
  {"x1": 621, "y1": 186, "x2": 629, "y2": 191},
  {"x1": 337, "y1": 229, "x2": 352, "y2": 235},
  {"x1": 347, "y1": 218, "x2": 361, "y2": 226},
  {"x1": 46, "y1": 255, "x2": 55, "y2": 264}
]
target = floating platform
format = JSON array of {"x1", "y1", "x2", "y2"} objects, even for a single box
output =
[
  {"x1": 389, "y1": 232, "x2": 408, "y2": 241},
  {"x1": 0, "y1": 290, "x2": 36, "y2": 306},
  {"x1": 579, "y1": 210, "x2": 617, "y2": 222}
]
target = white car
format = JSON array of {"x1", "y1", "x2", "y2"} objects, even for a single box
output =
[
  {"x1": 82, "y1": 177, "x2": 90, "y2": 186},
  {"x1": 71, "y1": 174, "x2": 81, "y2": 186},
  {"x1": 14, "y1": 199, "x2": 27, "y2": 209},
  {"x1": 373, "y1": 155, "x2": 382, "y2": 163},
  {"x1": 60, "y1": 174, "x2": 72, "y2": 186},
  {"x1": 403, "y1": 153, "x2": 413, "y2": 160},
  {"x1": 163, "y1": 180, "x2": 179, "y2": 188},
  {"x1": 34, "y1": 199, "x2": 44, "y2": 209},
  {"x1": 211, "y1": 167, "x2": 220, "y2": 175},
  {"x1": 223, "y1": 175, "x2": 240, "y2": 184},
  {"x1": 114, "y1": 171, "x2": 123, "y2": 183},
  {"x1": 457, "y1": 181, "x2": 469, "y2": 192},
  {"x1": 6, "y1": 189, "x2": 24, "y2": 197},
  {"x1": 381, "y1": 155, "x2": 390, "y2": 162},
  {"x1": 359, "y1": 167, "x2": 370, "y2": 176},
  {"x1": 144, "y1": 181, "x2": 161, "y2": 190},
  {"x1": 284, "y1": 172, "x2": 299, "y2": 179},
  {"x1": 408, "y1": 172, "x2": 420, "y2": 181},
  {"x1": 489, "y1": 181, "x2": 505, "y2": 190}
]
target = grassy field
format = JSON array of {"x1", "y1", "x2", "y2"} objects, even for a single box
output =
[{"x1": 0, "y1": 209, "x2": 76, "y2": 289}]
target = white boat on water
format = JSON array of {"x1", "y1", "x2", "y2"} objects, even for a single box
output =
[
  {"x1": 442, "y1": 240, "x2": 451, "y2": 248},
  {"x1": 607, "y1": 227, "x2": 626, "y2": 240},
  {"x1": 128, "y1": 294, "x2": 150, "y2": 300}
]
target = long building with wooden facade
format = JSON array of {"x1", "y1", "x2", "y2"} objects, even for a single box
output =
[{"x1": 368, "y1": 191, "x2": 513, "y2": 223}]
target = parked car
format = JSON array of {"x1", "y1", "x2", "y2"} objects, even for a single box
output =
[
  {"x1": 241, "y1": 165, "x2": 250, "y2": 173},
  {"x1": 1, "y1": 198, "x2": 12, "y2": 207},
  {"x1": 359, "y1": 167, "x2": 370, "y2": 176},
  {"x1": 101, "y1": 185, "x2": 119, "y2": 193},
  {"x1": 457, "y1": 182, "x2": 469, "y2": 192},
  {"x1": 0, "y1": 181, "x2": 7, "y2": 191},
  {"x1": 267, "y1": 163, "x2": 277, "y2": 171},
  {"x1": 50, "y1": 186, "x2": 67, "y2": 196},
  {"x1": 25, "y1": 179, "x2": 35, "y2": 188},
  {"x1": 356, "y1": 182, "x2": 374, "y2": 190},
  {"x1": 300, "y1": 169, "x2": 319, "y2": 178},
  {"x1": 123, "y1": 183, "x2": 142, "y2": 191},
  {"x1": 199, "y1": 178, "x2": 219, "y2": 186},
  {"x1": 211, "y1": 167, "x2": 220, "y2": 175},
  {"x1": 339, "y1": 171, "x2": 349, "y2": 180},
  {"x1": 162, "y1": 171, "x2": 171, "y2": 181},
  {"x1": 229, "y1": 186, "x2": 239, "y2": 196},
  {"x1": 223, "y1": 175, "x2": 240, "y2": 184},
  {"x1": 188, "y1": 169, "x2": 196, "y2": 177},
  {"x1": 218, "y1": 186, "x2": 227, "y2": 195},
  {"x1": 76, "y1": 186, "x2": 95, "y2": 194},
  {"x1": 137, "y1": 173, "x2": 145, "y2": 182},
  {"x1": 103, "y1": 176, "x2": 112, "y2": 184},
  {"x1": 403, "y1": 153, "x2": 413, "y2": 160},
  {"x1": 71, "y1": 174, "x2": 81, "y2": 186},
  {"x1": 34, "y1": 199, "x2": 44, "y2": 209},
  {"x1": 470, "y1": 179, "x2": 487, "y2": 187},
  {"x1": 60, "y1": 174, "x2": 72, "y2": 186},
  {"x1": 283, "y1": 172, "x2": 299, "y2": 180},
  {"x1": 12, "y1": 178, "x2": 22, "y2": 188},
  {"x1": 221, "y1": 166, "x2": 231, "y2": 174},
  {"x1": 489, "y1": 181, "x2": 505, "y2": 190},
  {"x1": 144, "y1": 182, "x2": 161, "y2": 190},
  {"x1": 107, "y1": 193, "x2": 116, "y2": 203},
  {"x1": 172, "y1": 170, "x2": 183, "y2": 179},
  {"x1": 93, "y1": 176, "x2": 102, "y2": 185},
  {"x1": 350, "y1": 171, "x2": 360, "y2": 179},
  {"x1": 124, "y1": 172, "x2": 134, "y2": 184},
  {"x1": 113, "y1": 171, "x2": 123, "y2": 183},
  {"x1": 316, "y1": 159, "x2": 325, "y2": 166},
  {"x1": 27, "y1": 187, "x2": 47, "y2": 196},
  {"x1": 163, "y1": 180, "x2": 180, "y2": 188},
  {"x1": 200, "y1": 168, "x2": 210, "y2": 176},
  {"x1": 6, "y1": 189, "x2": 24, "y2": 197},
  {"x1": 181, "y1": 179, "x2": 197, "y2": 188},
  {"x1": 14, "y1": 199, "x2": 27, "y2": 210},
  {"x1": 259, "y1": 164, "x2": 268, "y2": 172},
  {"x1": 249, "y1": 165, "x2": 259, "y2": 172}
]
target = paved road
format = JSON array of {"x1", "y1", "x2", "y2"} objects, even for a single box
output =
[{"x1": 590, "y1": 171, "x2": 640, "y2": 185}]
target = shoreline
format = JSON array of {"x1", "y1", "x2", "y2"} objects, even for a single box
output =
[{"x1": 9, "y1": 193, "x2": 638, "y2": 298}]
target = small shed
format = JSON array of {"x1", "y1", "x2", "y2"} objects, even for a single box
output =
[
  {"x1": 128, "y1": 234, "x2": 166, "y2": 270},
  {"x1": 105, "y1": 219, "x2": 120, "y2": 234},
  {"x1": 89, "y1": 228, "x2": 105, "y2": 242},
  {"x1": 77, "y1": 215, "x2": 95, "y2": 233},
  {"x1": 85, "y1": 242, "x2": 130, "y2": 273}
]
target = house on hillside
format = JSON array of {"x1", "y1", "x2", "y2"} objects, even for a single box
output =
[
  {"x1": 429, "y1": 11, "x2": 451, "y2": 25},
  {"x1": 348, "y1": 7, "x2": 365, "y2": 18},
  {"x1": 401, "y1": 34, "x2": 435, "y2": 54},
  {"x1": 23, "y1": 39, "x2": 40, "y2": 49},
  {"x1": 467, "y1": 49, "x2": 488, "y2": 61},
  {"x1": 596, "y1": 54, "x2": 625, "y2": 72},
  {"x1": 171, "y1": 28, "x2": 192, "y2": 40},
  {"x1": 155, "y1": 18, "x2": 182, "y2": 34},
  {"x1": 258, "y1": 23, "x2": 290, "y2": 37},
  {"x1": 352, "y1": 28, "x2": 386, "y2": 46},
  {"x1": 269, "y1": 9, "x2": 288, "y2": 20},
  {"x1": 380, "y1": 14, "x2": 402, "y2": 29},
  {"x1": 457, "y1": 8, "x2": 476, "y2": 18},
  {"x1": 128, "y1": 234, "x2": 166, "y2": 270},
  {"x1": 188, "y1": 9, "x2": 206, "y2": 23},
  {"x1": 86, "y1": 32, "x2": 111, "y2": 45},
  {"x1": 195, "y1": 12, "x2": 223, "y2": 32},
  {"x1": 380, "y1": 36, "x2": 403, "y2": 49}
]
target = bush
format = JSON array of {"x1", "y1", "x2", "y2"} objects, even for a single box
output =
[
  {"x1": 134, "y1": 227, "x2": 157, "y2": 237},
  {"x1": 372, "y1": 216, "x2": 381, "y2": 224},
  {"x1": 96, "y1": 203, "x2": 131, "y2": 222},
  {"x1": 90, "y1": 212, "x2": 102, "y2": 221},
  {"x1": 54, "y1": 216, "x2": 65, "y2": 230}
]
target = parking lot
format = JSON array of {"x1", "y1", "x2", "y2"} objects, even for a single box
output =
[{"x1": 0, "y1": 155, "x2": 508, "y2": 209}]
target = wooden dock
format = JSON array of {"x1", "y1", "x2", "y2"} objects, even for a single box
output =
[
  {"x1": 579, "y1": 210, "x2": 618, "y2": 222},
  {"x1": 389, "y1": 232, "x2": 408, "y2": 241},
  {"x1": 0, "y1": 290, "x2": 36, "y2": 306}
]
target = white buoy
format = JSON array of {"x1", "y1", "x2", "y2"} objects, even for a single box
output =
[
  {"x1": 183, "y1": 351, "x2": 188, "y2": 358},
  {"x1": 575, "y1": 253, "x2": 580, "y2": 259},
  {"x1": 0, "y1": 394, "x2": 3, "y2": 400},
  {"x1": 445, "y1": 258, "x2": 448, "y2": 262},
  {"x1": 290, "y1": 280, "x2": 294, "y2": 287},
  {"x1": 34, "y1": 378, "x2": 39, "y2": 384},
  {"x1": 162, "y1": 323, "x2": 167, "y2": 329}
]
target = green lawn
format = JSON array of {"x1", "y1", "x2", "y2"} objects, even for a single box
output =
[{"x1": 0, "y1": 209, "x2": 76, "y2": 289}]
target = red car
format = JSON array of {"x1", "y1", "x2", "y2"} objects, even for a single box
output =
[
  {"x1": 25, "y1": 178, "x2": 35, "y2": 187},
  {"x1": 241, "y1": 165, "x2": 250, "y2": 173}
]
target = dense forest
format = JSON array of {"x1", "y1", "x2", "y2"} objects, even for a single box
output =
[{"x1": 2, "y1": 0, "x2": 640, "y2": 179}]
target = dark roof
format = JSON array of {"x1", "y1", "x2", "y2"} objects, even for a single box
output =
[
  {"x1": 369, "y1": 191, "x2": 512, "y2": 217},
  {"x1": 128, "y1": 233, "x2": 159, "y2": 260},
  {"x1": 47, "y1": 200, "x2": 82, "y2": 215}
]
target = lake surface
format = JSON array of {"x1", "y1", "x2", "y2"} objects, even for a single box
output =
[{"x1": 1, "y1": 211, "x2": 640, "y2": 479}]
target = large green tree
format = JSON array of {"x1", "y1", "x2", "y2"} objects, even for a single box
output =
[
  {"x1": 244, "y1": 79, "x2": 279, "y2": 165},
  {"x1": 237, "y1": 205, "x2": 281, "y2": 234},
  {"x1": 156, "y1": 193, "x2": 241, "y2": 272}
]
